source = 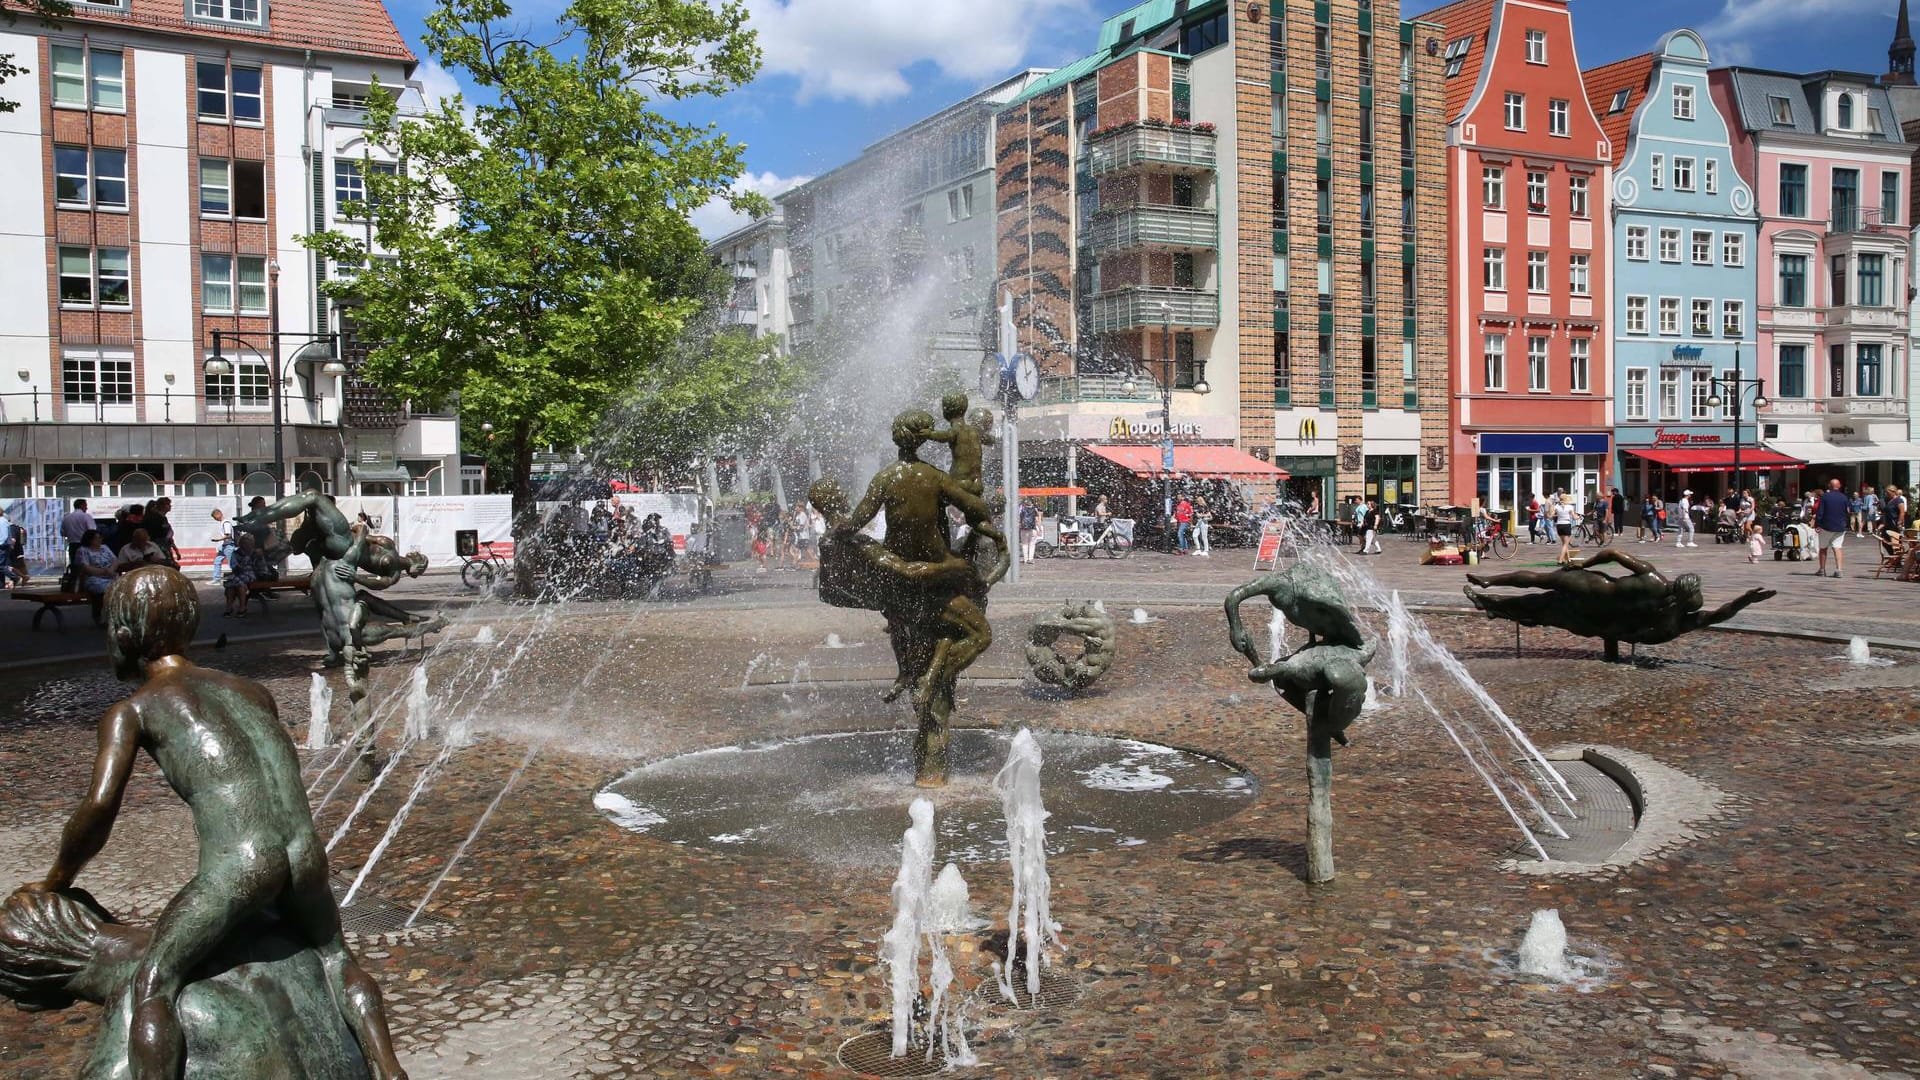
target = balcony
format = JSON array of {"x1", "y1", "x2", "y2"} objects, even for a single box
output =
[
  {"x1": 1826, "y1": 305, "x2": 1907, "y2": 330},
  {"x1": 1086, "y1": 205, "x2": 1217, "y2": 255},
  {"x1": 788, "y1": 269, "x2": 813, "y2": 296},
  {"x1": 1824, "y1": 396, "x2": 1907, "y2": 416},
  {"x1": 1086, "y1": 286, "x2": 1220, "y2": 334},
  {"x1": 1031, "y1": 374, "x2": 1160, "y2": 406},
  {"x1": 728, "y1": 308, "x2": 759, "y2": 326},
  {"x1": 1086, "y1": 123, "x2": 1218, "y2": 177},
  {"x1": 729, "y1": 262, "x2": 758, "y2": 280},
  {"x1": 1830, "y1": 206, "x2": 1897, "y2": 235}
]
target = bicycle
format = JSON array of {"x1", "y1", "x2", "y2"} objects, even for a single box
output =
[
  {"x1": 1575, "y1": 510, "x2": 1613, "y2": 547},
  {"x1": 1466, "y1": 519, "x2": 1518, "y2": 561},
  {"x1": 460, "y1": 540, "x2": 513, "y2": 591}
]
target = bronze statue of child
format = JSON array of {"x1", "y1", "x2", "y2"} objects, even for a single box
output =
[
  {"x1": 922, "y1": 393, "x2": 997, "y2": 498},
  {"x1": 26, "y1": 566, "x2": 409, "y2": 1080}
]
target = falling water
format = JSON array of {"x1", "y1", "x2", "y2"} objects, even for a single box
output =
[
  {"x1": 473, "y1": 625, "x2": 496, "y2": 645},
  {"x1": 341, "y1": 739, "x2": 461, "y2": 908},
  {"x1": 883, "y1": 798, "x2": 937, "y2": 1058},
  {"x1": 926, "y1": 863, "x2": 975, "y2": 932},
  {"x1": 1130, "y1": 607, "x2": 1155, "y2": 625},
  {"x1": 1848, "y1": 636, "x2": 1872, "y2": 664},
  {"x1": 1517, "y1": 909, "x2": 1574, "y2": 980},
  {"x1": 1362, "y1": 677, "x2": 1382, "y2": 713},
  {"x1": 1267, "y1": 606, "x2": 1288, "y2": 663},
  {"x1": 994, "y1": 729, "x2": 1060, "y2": 1004},
  {"x1": 403, "y1": 664, "x2": 432, "y2": 742},
  {"x1": 408, "y1": 744, "x2": 542, "y2": 927},
  {"x1": 325, "y1": 738, "x2": 418, "y2": 855},
  {"x1": 1385, "y1": 590, "x2": 1411, "y2": 697},
  {"x1": 307, "y1": 673, "x2": 334, "y2": 750},
  {"x1": 741, "y1": 651, "x2": 771, "y2": 690},
  {"x1": 1412, "y1": 686, "x2": 1552, "y2": 859}
]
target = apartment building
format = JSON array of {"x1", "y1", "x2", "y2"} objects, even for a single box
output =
[
  {"x1": 0, "y1": 0, "x2": 464, "y2": 504},
  {"x1": 1713, "y1": 66, "x2": 1918, "y2": 487},
  {"x1": 1590, "y1": 31, "x2": 1776, "y2": 503},
  {"x1": 994, "y1": 0, "x2": 1452, "y2": 513},
  {"x1": 710, "y1": 212, "x2": 789, "y2": 343},
  {"x1": 1425, "y1": 0, "x2": 1613, "y2": 515}
]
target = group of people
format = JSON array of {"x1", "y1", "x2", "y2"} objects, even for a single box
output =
[{"x1": 743, "y1": 501, "x2": 825, "y2": 573}]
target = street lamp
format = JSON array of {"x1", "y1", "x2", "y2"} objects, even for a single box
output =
[
  {"x1": 1705, "y1": 353, "x2": 1768, "y2": 504},
  {"x1": 1124, "y1": 301, "x2": 1210, "y2": 545},
  {"x1": 205, "y1": 329, "x2": 342, "y2": 493}
]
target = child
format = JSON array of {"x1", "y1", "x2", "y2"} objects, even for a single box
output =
[
  {"x1": 1745, "y1": 520, "x2": 1766, "y2": 564},
  {"x1": 923, "y1": 393, "x2": 996, "y2": 497}
]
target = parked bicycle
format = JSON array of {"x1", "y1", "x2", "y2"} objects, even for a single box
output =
[
  {"x1": 1036, "y1": 515, "x2": 1133, "y2": 559},
  {"x1": 1466, "y1": 519, "x2": 1518, "y2": 561},
  {"x1": 460, "y1": 540, "x2": 513, "y2": 591}
]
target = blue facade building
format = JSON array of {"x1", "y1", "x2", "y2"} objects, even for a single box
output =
[{"x1": 1588, "y1": 31, "x2": 1765, "y2": 505}]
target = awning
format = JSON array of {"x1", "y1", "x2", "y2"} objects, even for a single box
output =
[
  {"x1": 1085, "y1": 444, "x2": 1289, "y2": 480},
  {"x1": 1018, "y1": 486, "x2": 1087, "y2": 497},
  {"x1": 1763, "y1": 441, "x2": 1920, "y2": 465},
  {"x1": 347, "y1": 464, "x2": 415, "y2": 484},
  {"x1": 1623, "y1": 447, "x2": 1806, "y2": 472}
]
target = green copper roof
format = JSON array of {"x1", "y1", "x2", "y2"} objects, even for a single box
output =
[
  {"x1": 1004, "y1": 0, "x2": 1217, "y2": 109},
  {"x1": 1098, "y1": 0, "x2": 1179, "y2": 49}
]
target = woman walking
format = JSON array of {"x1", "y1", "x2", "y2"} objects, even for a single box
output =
[{"x1": 1552, "y1": 492, "x2": 1577, "y2": 564}]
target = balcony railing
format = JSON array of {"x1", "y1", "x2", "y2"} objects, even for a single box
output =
[
  {"x1": 1030, "y1": 374, "x2": 1160, "y2": 406},
  {"x1": 1086, "y1": 205, "x2": 1218, "y2": 254},
  {"x1": 0, "y1": 390, "x2": 337, "y2": 425},
  {"x1": 788, "y1": 269, "x2": 813, "y2": 296},
  {"x1": 1086, "y1": 286, "x2": 1220, "y2": 334},
  {"x1": 1086, "y1": 124, "x2": 1218, "y2": 177},
  {"x1": 728, "y1": 308, "x2": 759, "y2": 326},
  {"x1": 729, "y1": 262, "x2": 757, "y2": 280},
  {"x1": 1825, "y1": 396, "x2": 1907, "y2": 416},
  {"x1": 1830, "y1": 206, "x2": 1893, "y2": 235}
]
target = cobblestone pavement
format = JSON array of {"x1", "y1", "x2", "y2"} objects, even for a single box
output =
[{"x1": 0, "y1": 570, "x2": 1915, "y2": 1079}]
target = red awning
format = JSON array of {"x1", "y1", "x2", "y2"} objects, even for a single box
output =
[
  {"x1": 1018, "y1": 486, "x2": 1087, "y2": 497},
  {"x1": 1623, "y1": 447, "x2": 1806, "y2": 472},
  {"x1": 1085, "y1": 443, "x2": 1289, "y2": 480}
]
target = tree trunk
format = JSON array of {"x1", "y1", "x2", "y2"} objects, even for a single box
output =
[{"x1": 511, "y1": 423, "x2": 536, "y2": 599}]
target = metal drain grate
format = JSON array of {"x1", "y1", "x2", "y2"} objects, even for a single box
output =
[
  {"x1": 973, "y1": 968, "x2": 1080, "y2": 1012},
  {"x1": 329, "y1": 875, "x2": 448, "y2": 935},
  {"x1": 837, "y1": 1031, "x2": 947, "y2": 1077}
]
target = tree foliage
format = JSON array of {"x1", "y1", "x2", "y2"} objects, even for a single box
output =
[
  {"x1": 301, "y1": 0, "x2": 772, "y2": 505},
  {"x1": 1, "y1": 2, "x2": 75, "y2": 114}
]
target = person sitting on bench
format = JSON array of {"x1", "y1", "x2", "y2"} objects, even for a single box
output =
[
  {"x1": 73, "y1": 530, "x2": 119, "y2": 624},
  {"x1": 222, "y1": 533, "x2": 270, "y2": 618},
  {"x1": 111, "y1": 528, "x2": 177, "y2": 573}
]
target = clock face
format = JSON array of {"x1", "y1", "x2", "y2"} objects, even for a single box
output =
[
  {"x1": 980, "y1": 353, "x2": 1005, "y2": 396},
  {"x1": 1014, "y1": 355, "x2": 1040, "y2": 401}
]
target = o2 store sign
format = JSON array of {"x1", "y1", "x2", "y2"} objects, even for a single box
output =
[{"x1": 1477, "y1": 433, "x2": 1610, "y2": 455}]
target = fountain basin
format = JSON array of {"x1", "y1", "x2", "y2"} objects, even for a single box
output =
[{"x1": 595, "y1": 728, "x2": 1256, "y2": 866}]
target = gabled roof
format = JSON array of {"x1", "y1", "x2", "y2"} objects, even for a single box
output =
[
  {"x1": 1717, "y1": 67, "x2": 1907, "y2": 144},
  {"x1": 1415, "y1": 0, "x2": 1496, "y2": 121},
  {"x1": 1582, "y1": 52, "x2": 1654, "y2": 166},
  {"x1": 48, "y1": 0, "x2": 415, "y2": 64}
]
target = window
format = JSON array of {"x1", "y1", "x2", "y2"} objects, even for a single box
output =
[
  {"x1": 1482, "y1": 166, "x2": 1505, "y2": 209},
  {"x1": 1483, "y1": 246, "x2": 1505, "y2": 290},
  {"x1": 1691, "y1": 298, "x2": 1713, "y2": 336},
  {"x1": 1549, "y1": 98, "x2": 1568, "y2": 137},
  {"x1": 1527, "y1": 336, "x2": 1549, "y2": 391},
  {"x1": 1778, "y1": 344, "x2": 1807, "y2": 398},
  {"x1": 1658, "y1": 228, "x2": 1680, "y2": 262},
  {"x1": 1504, "y1": 91, "x2": 1525, "y2": 130},
  {"x1": 1769, "y1": 94, "x2": 1794, "y2": 125},
  {"x1": 191, "y1": 0, "x2": 261, "y2": 23},
  {"x1": 1672, "y1": 157, "x2": 1694, "y2": 191},
  {"x1": 1778, "y1": 253, "x2": 1807, "y2": 306},
  {"x1": 1361, "y1": 337, "x2": 1377, "y2": 399},
  {"x1": 1274, "y1": 332, "x2": 1291, "y2": 401},
  {"x1": 57, "y1": 246, "x2": 129, "y2": 308},
  {"x1": 1858, "y1": 343, "x2": 1884, "y2": 396},
  {"x1": 1673, "y1": 84, "x2": 1696, "y2": 120},
  {"x1": 1180, "y1": 10, "x2": 1228, "y2": 54},
  {"x1": 1625, "y1": 225, "x2": 1649, "y2": 260},
  {"x1": 1659, "y1": 369, "x2": 1681, "y2": 419},
  {"x1": 1316, "y1": 99, "x2": 1331, "y2": 150},
  {"x1": 1525, "y1": 29, "x2": 1546, "y2": 64},
  {"x1": 1704, "y1": 158, "x2": 1718, "y2": 194},
  {"x1": 1690, "y1": 372, "x2": 1713, "y2": 419},
  {"x1": 54, "y1": 146, "x2": 126, "y2": 209},
  {"x1": 1527, "y1": 250, "x2": 1548, "y2": 292},
  {"x1": 197, "y1": 62, "x2": 263, "y2": 122},
  {"x1": 1318, "y1": 334, "x2": 1334, "y2": 404},
  {"x1": 51, "y1": 45, "x2": 123, "y2": 111},
  {"x1": 1882, "y1": 172, "x2": 1901, "y2": 225},
  {"x1": 1723, "y1": 233, "x2": 1745, "y2": 267},
  {"x1": 335, "y1": 159, "x2": 396, "y2": 218},
  {"x1": 1626, "y1": 368, "x2": 1649, "y2": 419},
  {"x1": 200, "y1": 159, "x2": 230, "y2": 215},
  {"x1": 1569, "y1": 337, "x2": 1590, "y2": 392},
  {"x1": 1482, "y1": 333, "x2": 1506, "y2": 389},
  {"x1": 963, "y1": 184, "x2": 975, "y2": 219},
  {"x1": 1650, "y1": 153, "x2": 1664, "y2": 189},
  {"x1": 62, "y1": 351, "x2": 133, "y2": 407},
  {"x1": 1569, "y1": 174, "x2": 1589, "y2": 218},
  {"x1": 1626, "y1": 295, "x2": 1649, "y2": 333},
  {"x1": 1830, "y1": 344, "x2": 1847, "y2": 396},
  {"x1": 1870, "y1": 106, "x2": 1886, "y2": 134},
  {"x1": 1569, "y1": 253, "x2": 1589, "y2": 296},
  {"x1": 1609, "y1": 88, "x2": 1631, "y2": 114},
  {"x1": 1837, "y1": 93, "x2": 1854, "y2": 129},
  {"x1": 1659, "y1": 296, "x2": 1680, "y2": 334},
  {"x1": 1858, "y1": 253, "x2": 1885, "y2": 306},
  {"x1": 1691, "y1": 230, "x2": 1713, "y2": 265},
  {"x1": 1779, "y1": 163, "x2": 1807, "y2": 216},
  {"x1": 206, "y1": 358, "x2": 271, "y2": 407},
  {"x1": 1526, "y1": 170, "x2": 1548, "y2": 212},
  {"x1": 1443, "y1": 36, "x2": 1473, "y2": 78},
  {"x1": 1722, "y1": 300, "x2": 1744, "y2": 338},
  {"x1": 201, "y1": 254, "x2": 268, "y2": 315}
]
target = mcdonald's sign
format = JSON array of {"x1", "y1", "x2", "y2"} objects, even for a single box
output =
[{"x1": 1298, "y1": 417, "x2": 1319, "y2": 443}]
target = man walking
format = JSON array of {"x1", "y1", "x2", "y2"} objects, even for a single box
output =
[
  {"x1": 1173, "y1": 495, "x2": 1194, "y2": 554},
  {"x1": 1675, "y1": 490, "x2": 1697, "y2": 548},
  {"x1": 60, "y1": 498, "x2": 94, "y2": 570},
  {"x1": 1359, "y1": 499, "x2": 1384, "y2": 555},
  {"x1": 1814, "y1": 477, "x2": 1852, "y2": 579}
]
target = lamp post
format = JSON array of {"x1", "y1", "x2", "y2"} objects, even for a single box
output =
[
  {"x1": 1122, "y1": 301, "x2": 1210, "y2": 548},
  {"x1": 1706, "y1": 354, "x2": 1768, "y2": 505},
  {"x1": 205, "y1": 329, "x2": 346, "y2": 494}
]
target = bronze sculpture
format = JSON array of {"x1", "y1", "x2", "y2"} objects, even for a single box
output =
[
  {"x1": 9, "y1": 567, "x2": 408, "y2": 1079},
  {"x1": 811, "y1": 402, "x2": 1009, "y2": 786},
  {"x1": 1025, "y1": 601, "x2": 1117, "y2": 693},
  {"x1": 1464, "y1": 548, "x2": 1776, "y2": 662},
  {"x1": 1225, "y1": 566, "x2": 1376, "y2": 883}
]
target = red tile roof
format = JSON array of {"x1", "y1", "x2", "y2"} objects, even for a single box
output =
[
  {"x1": 53, "y1": 0, "x2": 414, "y2": 64},
  {"x1": 1415, "y1": 0, "x2": 1496, "y2": 121},
  {"x1": 1582, "y1": 52, "x2": 1655, "y2": 166}
]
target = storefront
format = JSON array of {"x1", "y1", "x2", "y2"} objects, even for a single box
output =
[
  {"x1": 1763, "y1": 409, "x2": 1920, "y2": 496},
  {"x1": 1015, "y1": 410, "x2": 1245, "y2": 519},
  {"x1": 1473, "y1": 433, "x2": 1611, "y2": 516},
  {"x1": 1618, "y1": 444, "x2": 1806, "y2": 504},
  {"x1": 1364, "y1": 455, "x2": 1417, "y2": 508},
  {"x1": 1079, "y1": 443, "x2": 1288, "y2": 528}
]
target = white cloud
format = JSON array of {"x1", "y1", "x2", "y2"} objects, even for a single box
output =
[
  {"x1": 411, "y1": 58, "x2": 467, "y2": 110},
  {"x1": 1702, "y1": 0, "x2": 1886, "y2": 60},
  {"x1": 691, "y1": 170, "x2": 812, "y2": 239},
  {"x1": 744, "y1": 0, "x2": 1087, "y2": 104}
]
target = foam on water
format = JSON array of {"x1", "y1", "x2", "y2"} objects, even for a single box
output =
[
  {"x1": 1079, "y1": 763, "x2": 1176, "y2": 792},
  {"x1": 593, "y1": 791, "x2": 666, "y2": 831}
]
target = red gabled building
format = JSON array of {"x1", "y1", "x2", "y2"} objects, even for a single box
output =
[{"x1": 1423, "y1": 0, "x2": 1613, "y2": 513}]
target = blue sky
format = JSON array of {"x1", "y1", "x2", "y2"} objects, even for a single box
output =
[{"x1": 390, "y1": 0, "x2": 1911, "y2": 237}]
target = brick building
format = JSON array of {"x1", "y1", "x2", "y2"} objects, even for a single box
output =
[
  {"x1": 0, "y1": 0, "x2": 465, "y2": 504},
  {"x1": 994, "y1": 0, "x2": 1452, "y2": 516}
]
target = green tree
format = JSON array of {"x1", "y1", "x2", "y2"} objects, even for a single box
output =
[
  {"x1": 302, "y1": 0, "x2": 767, "y2": 514},
  {"x1": 1, "y1": 2, "x2": 75, "y2": 114}
]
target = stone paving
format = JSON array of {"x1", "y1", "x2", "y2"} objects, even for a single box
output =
[{"x1": 0, "y1": 558, "x2": 1915, "y2": 1079}]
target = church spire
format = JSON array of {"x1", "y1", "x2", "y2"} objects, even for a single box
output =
[{"x1": 1890, "y1": 0, "x2": 1916, "y2": 85}]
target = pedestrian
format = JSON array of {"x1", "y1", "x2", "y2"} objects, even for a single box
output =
[
  {"x1": 144, "y1": 497, "x2": 178, "y2": 563},
  {"x1": 1192, "y1": 496, "x2": 1212, "y2": 556},
  {"x1": 1887, "y1": 485, "x2": 1909, "y2": 532},
  {"x1": 751, "y1": 520, "x2": 769, "y2": 573},
  {"x1": 1092, "y1": 495, "x2": 1111, "y2": 525},
  {"x1": 222, "y1": 532, "x2": 267, "y2": 617},
  {"x1": 1018, "y1": 499, "x2": 1039, "y2": 564},
  {"x1": 1814, "y1": 477, "x2": 1851, "y2": 579},
  {"x1": 60, "y1": 498, "x2": 94, "y2": 569},
  {"x1": 1306, "y1": 490, "x2": 1321, "y2": 520},
  {"x1": 1360, "y1": 499, "x2": 1383, "y2": 555},
  {"x1": 1608, "y1": 486, "x2": 1625, "y2": 541},
  {"x1": 790, "y1": 504, "x2": 816, "y2": 568},
  {"x1": 1675, "y1": 490, "x2": 1697, "y2": 548},
  {"x1": 1174, "y1": 495, "x2": 1194, "y2": 554},
  {"x1": 207, "y1": 509, "x2": 235, "y2": 584},
  {"x1": 1745, "y1": 520, "x2": 1767, "y2": 564},
  {"x1": 0, "y1": 506, "x2": 26, "y2": 588},
  {"x1": 1863, "y1": 484, "x2": 1881, "y2": 536},
  {"x1": 1526, "y1": 492, "x2": 1546, "y2": 544},
  {"x1": 1637, "y1": 493, "x2": 1654, "y2": 542},
  {"x1": 1552, "y1": 492, "x2": 1576, "y2": 564}
]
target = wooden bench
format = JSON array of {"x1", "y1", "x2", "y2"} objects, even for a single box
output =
[
  {"x1": 245, "y1": 575, "x2": 312, "y2": 611},
  {"x1": 12, "y1": 590, "x2": 101, "y2": 630}
]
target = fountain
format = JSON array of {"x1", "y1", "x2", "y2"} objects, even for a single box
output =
[
  {"x1": 1848, "y1": 636, "x2": 1872, "y2": 664},
  {"x1": 403, "y1": 664, "x2": 432, "y2": 742},
  {"x1": 1385, "y1": 590, "x2": 1411, "y2": 697},
  {"x1": 1516, "y1": 909, "x2": 1572, "y2": 979},
  {"x1": 473, "y1": 625, "x2": 496, "y2": 645},
  {"x1": 1267, "y1": 606, "x2": 1287, "y2": 663},
  {"x1": 306, "y1": 673, "x2": 334, "y2": 750},
  {"x1": 927, "y1": 863, "x2": 976, "y2": 933},
  {"x1": 1362, "y1": 677, "x2": 1382, "y2": 713},
  {"x1": 881, "y1": 798, "x2": 970, "y2": 1062},
  {"x1": 1130, "y1": 607, "x2": 1155, "y2": 625},
  {"x1": 994, "y1": 729, "x2": 1060, "y2": 1002}
]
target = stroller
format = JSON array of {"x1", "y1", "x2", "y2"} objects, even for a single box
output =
[
  {"x1": 1769, "y1": 504, "x2": 1814, "y2": 561},
  {"x1": 1713, "y1": 507, "x2": 1744, "y2": 544}
]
